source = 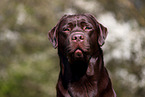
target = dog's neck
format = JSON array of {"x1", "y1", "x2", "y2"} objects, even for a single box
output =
[{"x1": 59, "y1": 48, "x2": 105, "y2": 89}]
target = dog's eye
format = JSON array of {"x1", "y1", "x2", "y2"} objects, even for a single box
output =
[
  {"x1": 84, "y1": 26, "x2": 92, "y2": 30},
  {"x1": 86, "y1": 27, "x2": 91, "y2": 29},
  {"x1": 63, "y1": 28, "x2": 70, "y2": 32}
]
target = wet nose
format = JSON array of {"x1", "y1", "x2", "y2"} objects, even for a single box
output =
[{"x1": 71, "y1": 32, "x2": 84, "y2": 42}]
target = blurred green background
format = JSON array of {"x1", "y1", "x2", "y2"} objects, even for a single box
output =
[{"x1": 0, "y1": 0, "x2": 145, "y2": 97}]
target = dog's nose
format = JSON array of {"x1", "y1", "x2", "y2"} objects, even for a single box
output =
[{"x1": 71, "y1": 33, "x2": 84, "y2": 42}]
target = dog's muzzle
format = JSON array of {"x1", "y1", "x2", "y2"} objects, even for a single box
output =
[
  {"x1": 70, "y1": 32, "x2": 85, "y2": 43},
  {"x1": 69, "y1": 32, "x2": 85, "y2": 59}
]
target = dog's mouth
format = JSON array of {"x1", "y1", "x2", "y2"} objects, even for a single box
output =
[
  {"x1": 65, "y1": 41, "x2": 90, "y2": 60},
  {"x1": 66, "y1": 47, "x2": 89, "y2": 61},
  {"x1": 74, "y1": 49, "x2": 84, "y2": 59}
]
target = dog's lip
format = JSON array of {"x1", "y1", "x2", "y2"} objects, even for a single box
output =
[{"x1": 74, "y1": 49, "x2": 83, "y2": 58}]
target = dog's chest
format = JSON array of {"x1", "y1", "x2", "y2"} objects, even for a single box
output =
[{"x1": 68, "y1": 78, "x2": 98, "y2": 97}]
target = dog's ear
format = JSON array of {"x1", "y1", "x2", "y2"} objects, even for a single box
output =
[
  {"x1": 84, "y1": 14, "x2": 108, "y2": 46},
  {"x1": 98, "y1": 23, "x2": 108, "y2": 46},
  {"x1": 48, "y1": 15, "x2": 68, "y2": 48}
]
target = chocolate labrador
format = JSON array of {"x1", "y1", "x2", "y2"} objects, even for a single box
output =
[{"x1": 48, "y1": 14, "x2": 116, "y2": 97}]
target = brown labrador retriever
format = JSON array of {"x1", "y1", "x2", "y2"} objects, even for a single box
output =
[{"x1": 48, "y1": 14, "x2": 116, "y2": 97}]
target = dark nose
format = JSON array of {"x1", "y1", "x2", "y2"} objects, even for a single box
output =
[{"x1": 71, "y1": 32, "x2": 84, "y2": 42}]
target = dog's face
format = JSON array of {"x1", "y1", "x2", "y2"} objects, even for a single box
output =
[{"x1": 48, "y1": 14, "x2": 108, "y2": 61}]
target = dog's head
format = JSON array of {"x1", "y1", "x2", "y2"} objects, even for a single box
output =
[{"x1": 48, "y1": 14, "x2": 108, "y2": 61}]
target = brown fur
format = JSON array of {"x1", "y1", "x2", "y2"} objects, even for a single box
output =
[{"x1": 48, "y1": 14, "x2": 116, "y2": 97}]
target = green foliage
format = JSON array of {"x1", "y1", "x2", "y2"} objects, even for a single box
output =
[{"x1": 0, "y1": 0, "x2": 145, "y2": 97}]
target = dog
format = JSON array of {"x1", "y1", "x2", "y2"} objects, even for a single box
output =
[{"x1": 48, "y1": 14, "x2": 116, "y2": 97}]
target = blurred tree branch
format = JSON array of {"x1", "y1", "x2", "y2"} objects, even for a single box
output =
[{"x1": 97, "y1": 0, "x2": 145, "y2": 27}]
